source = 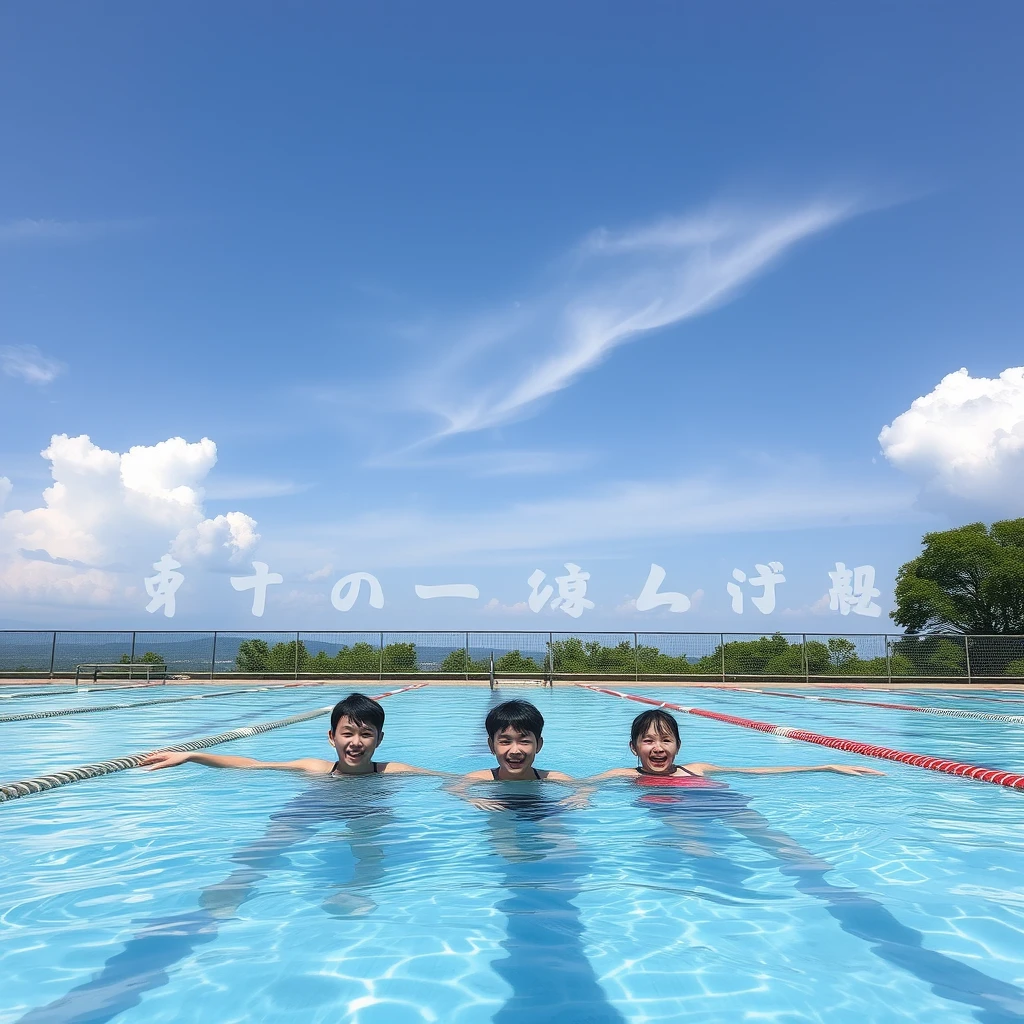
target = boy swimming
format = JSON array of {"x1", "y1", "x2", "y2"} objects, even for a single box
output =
[
  {"x1": 591, "y1": 708, "x2": 884, "y2": 784},
  {"x1": 448, "y1": 698, "x2": 578, "y2": 810},
  {"x1": 140, "y1": 692, "x2": 431, "y2": 776}
]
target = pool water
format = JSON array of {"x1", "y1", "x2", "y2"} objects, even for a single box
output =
[{"x1": 2, "y1": 684, "x2": 1023, "y2": 1023}]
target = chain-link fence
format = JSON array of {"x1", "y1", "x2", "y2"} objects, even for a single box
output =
[{"x1": 3, "y1": 630, "x2": 1024, "y2": 682}]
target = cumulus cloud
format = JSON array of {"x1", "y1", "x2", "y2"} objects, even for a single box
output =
[
  {"x1": 305, "y1": 563, "x2": 333, "y2": 581},
  {"x1": 0, "y1": 477, "x2": 10, "y2": 512},
  {"x1": 483, "y1": 597, "x2": 531, "y2": 614},
  {"x1": 1, "y1": 344, "x2": 66, "y2": 385},
  {"x1": 0, "y1": 434, "x2": 258, "y2": 605},
  {"x1": 879, "y1": 366, "x2": 1024, "y2": 513}
]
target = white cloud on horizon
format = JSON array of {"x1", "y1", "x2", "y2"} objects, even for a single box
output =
[
  {"x1": 1, "y1": 344, "x2": 67, "y2": 385},
  {"x1": 879, "y1": 366, "x2": 1024, "y2": 514},
  {"x1": 413, "y1": 198, "x2": 857, "y2": 441},
  {"x1": 272, "y1": 467, "x2": 917, "y2": 569},
  {"x1": 0, "y1": 435, "x2": 259, "y2": 605}
]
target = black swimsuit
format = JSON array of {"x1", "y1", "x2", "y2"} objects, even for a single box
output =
[
  {"x1": 635, "y1": 765, "x2": 699, "y2": 778},
  {"x1": 491, "y1": 767, "x2": 542, "y2": 780},
  {"x1": 331, "y1": 761, "x2": 381, "y2": 775}
]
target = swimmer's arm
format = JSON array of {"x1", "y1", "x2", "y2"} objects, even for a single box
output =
[
  {"x1": 689, "y1": 762, "x2": 885, "y2": 777},
  {"x1": 140, "y1": 750, "x2": 333, "y2": 773},
  {"x1": 585, "y1": 768, "x2": 637, "y2": 781},
  {"x1": 378, "y1": 762, "x2": 446, "y2": 776},
  {"x1": 443, "y1": 770, "x2": 506, "y2": 811}
]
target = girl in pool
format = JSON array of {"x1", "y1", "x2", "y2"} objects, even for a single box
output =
[{"x1": 592, "y1": 708, "x2": 883, "y2": 785}]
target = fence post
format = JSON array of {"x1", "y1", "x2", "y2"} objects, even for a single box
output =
[
  {"x1": 129, "y1": 631, "x2": 137, "y2": 680},
  {"x1": 802, "y1": 633, "x2": 809, "y2": 684},
  {"x1": 964, "y1": 635, "x2": 973, "y2": 685},
  {"x1": 379, "y1": 631, "x2": 384, "y2": 681},
  {"x1": 884, "y1": 634, "x2": 892, "y2": 685},
  {"x1": 210, "y1": 631, "x2": 218, "y2": 680},
  {"x1": 49, "y1": 631, "x2": 57, "y2": 679},
  {"x1": 634, "y1": 632, "x2": 639, "y2": 683},
  {"x1": 549, "y1": 631, "x2": 554, "y2": 685},
  {"x1": 465, "y1": 631, "x2": 470, "y2": 682},
  {"x1": 294, "y1": 631, "x2": 300, "y2": 680},
  {"x1": 720, "y1": 633, "x2": 726, "y2": 684}
]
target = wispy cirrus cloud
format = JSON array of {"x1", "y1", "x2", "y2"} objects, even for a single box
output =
[
  {"x1": 0, "y1": 344, "x2": 66, "y2": 385},
  {"x1": 0, "y1": 217, "x2": 150, "y2": 244},
  {"x1": 409, "y1": 198, "x2": 858, "y2": 442}
]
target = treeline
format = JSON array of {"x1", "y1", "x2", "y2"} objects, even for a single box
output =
[{"x1": 233, "y1": 634, "x2": 1024, "y2": 677}]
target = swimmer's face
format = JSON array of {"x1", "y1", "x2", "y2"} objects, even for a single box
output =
[
  {"x1": 631, "y1": 725, "x2": 680, "y2": 774},
  {"x1": 488, "y1": 726, "x2": 542, "y2": 778},
  {"x1": 328, "y1": 715, "x2": 382, "y2": 772}
]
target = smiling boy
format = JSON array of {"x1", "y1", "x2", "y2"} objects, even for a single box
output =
[{"x1": 140, "y1": 692, "x2": 429, "y2": 776}]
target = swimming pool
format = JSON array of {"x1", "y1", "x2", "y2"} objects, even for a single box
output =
[{"x1": 2, "y1": 684, "x2": 1023, "y2": 1023}]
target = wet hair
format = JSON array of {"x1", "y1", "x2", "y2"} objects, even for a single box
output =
[
  {"x1": 330, "y1": 693, "x2": 385, "y2": 735},
  {"x1": 485, "y1": 699, "x2": 544, "y2": 741},
  {"x1": 629, "y1": 709, "x2": 680, "y2": 748}
]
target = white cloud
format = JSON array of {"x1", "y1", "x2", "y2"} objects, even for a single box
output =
[
  {"x1": 1, "y1": 344, "x2": 66, "y2": 385},
  {"x1": 0, "y1": 218, "x2": 147, "y2": 243},
  {"x1": 689, "y1": 588, "x2": 705, "y2": 611},
  {"x1": 413, "y1": 199, "x2": 856, "y2": 440},
  {"x1": 0, "y1": 477, "x2": 10, "y2": 512},
  {"x1": 306, "y1": 563, "x2": 333, "y2": 582},
  {"x1": 0, "y1": 434, "x2": 258, "y2": 605},
  {"x1": 203, "y1": 476, "x2": 305, "y2": 500},
  {"x1": 879, "y1": 366, "x2": 1024, "y2": 512},
  {"x1": 283, "y1": 466, "x2": 915, "y2": 568},
  {"x1": 483, "y1": 597, "x2": 531, "y2": 614}
]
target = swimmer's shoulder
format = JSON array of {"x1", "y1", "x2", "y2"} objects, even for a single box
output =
[
  {"x1": 463, "y1": 768, "x2": 496, "y2": 781},
  {"x1": 288, "y1": 757, "x2": 336, "y2": 774},
  {"x1": 680, "y1": 762, "x2": 718, "y2": 776},
  {"x1": 536, "y1": 769, "x2": 573, "y2": 781}
]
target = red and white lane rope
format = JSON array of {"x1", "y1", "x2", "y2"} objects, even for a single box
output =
[
  {"x1": 579, "y1": 684, "x2": 1024, "y2": 791},
  {"x1": 0, "y1": 683, "x2": 427, "y2": 804},
  {"x1": 704, "y1": 686, "x2": 1024, "y2": 724}
]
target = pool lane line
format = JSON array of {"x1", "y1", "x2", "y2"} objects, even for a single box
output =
[
  {"x1": 694, "y1": 685, "x2": 1024, "y2": 724},
  {"x1": 0, "y1": 683, "x2": 427, "y2": 804},
  {"x1": 578, "y1": 685, "x2": 1024, "y2": 791},
  {"x1": 0, "y1": 686, "x2": 300, "y2": 723},
  {"x1": 0, "y1": 681, "x2": 171, "y2": 700}
]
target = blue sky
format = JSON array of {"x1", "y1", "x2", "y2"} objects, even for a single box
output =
[{"x1": 1, "y1": 3, "x2": 1022, "y2": 632}]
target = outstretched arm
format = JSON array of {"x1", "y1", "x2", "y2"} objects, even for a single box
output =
[
  {"x1": 140, "y1": 750, "x2": 331, "y2": 773},
  {"x1": 691, "y1": 762, "x2": 884, "y2": 777},
  {"x1": 443, "y1": 771, "x2": 508, "y2": 811}
]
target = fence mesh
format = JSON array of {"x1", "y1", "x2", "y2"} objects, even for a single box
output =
[
  {"x1": 0, "y1": 632, "x2": 54, "y2": 673},
  {"x1": 132, "y1": 632, "x2": 216, "y2": 677},
  {"x1": 804, "y1": 633, "x2": 889, "y2": 678},
  {"x1": 298, "y1": 632, "x2": 382, "y2": 676},
  {"x1": 889, "y1": 634, "x2": 968, "y2": 679},
  {"x1": 636, "y1": 633, "x2": 721, "y2": 677},
  {"x1": 967, "y1": 635, "x2": 1024, "y2": 679},
  {"x1": 550, "y1": 632, "x2": 636, "y2": 676},
  {"x1": 471, "y1": 632, "x2": 550, "y2": 677},
  {"x1": 720, "y1": 633, "x2": 806, "y2": 679},
  {"x1": 2, "y1": 630, "x2": 1023, "y2": 681},
  {"x1": 382, "y1": 631, "x2": 466, "y2": 675},
  {"x1": 52, "y1": 631, "x2": 134, "y2": 674}
]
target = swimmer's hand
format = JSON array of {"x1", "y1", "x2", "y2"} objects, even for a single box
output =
[
  {"x1": 140, "y1": 750, "x2": 190, "y2": 771},
  {"x1": 829, "y1": 764, "x2": 885, "y2": 776}
]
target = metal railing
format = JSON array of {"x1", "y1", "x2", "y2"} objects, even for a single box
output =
[{"x1": 2, "y1": 630, "x2": 1023, "y2": 683}]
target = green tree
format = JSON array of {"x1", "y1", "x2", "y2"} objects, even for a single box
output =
[{"x1": 892, "y1": 519, "x2": 1024, "y2": 634}]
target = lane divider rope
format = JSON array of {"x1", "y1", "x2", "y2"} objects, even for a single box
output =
[
  {"x1": 0, "y1": 686, "x2": 305, "y2": 724},
  {"x1": 578, "y1": 684, "x2": 1024, "y2": 791},
  {"x1": 0, "y1": 683, "x2": 427, "y2": 804},
  {"x1": 0, "y1": 681, "x2": 169, "y2": 701},
  {"x1": 700, "y1": 685, "x2": 1024, "y2": 724}
]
